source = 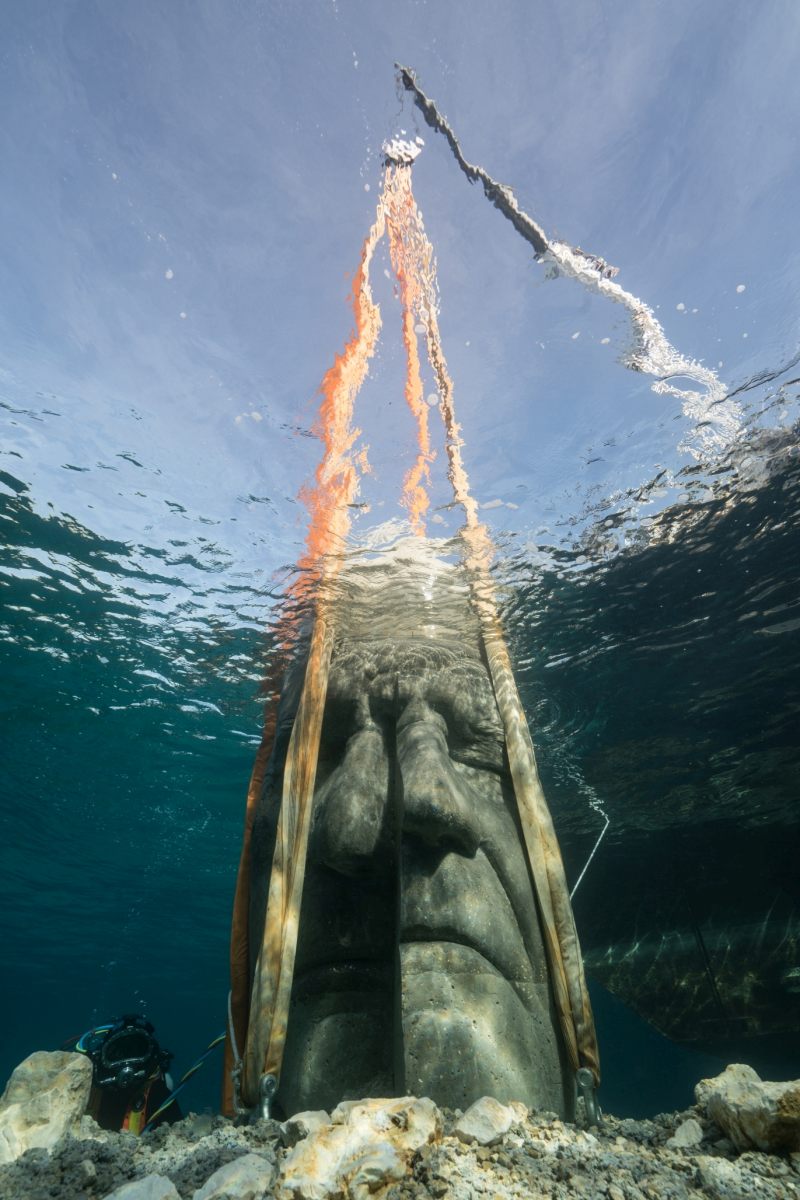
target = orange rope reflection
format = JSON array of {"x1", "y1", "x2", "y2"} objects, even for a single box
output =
[
  {"x1": 384, "y1": 162, "x2": 489, "y2": 565},
  {"x1": 297, "y1": 202, "x2": 386, "y2": 586},
  {"x1": 385, "y1": 166, "x2": 435, "y2": 535},
  {"x1": 298, "y1": 161, "x2": 456, "y2": 560}
]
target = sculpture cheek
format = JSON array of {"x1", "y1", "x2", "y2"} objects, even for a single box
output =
[{"x1": 312, "y1": 725, "x2": 393, "y2": 878}]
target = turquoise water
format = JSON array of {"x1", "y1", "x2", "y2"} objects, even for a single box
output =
[
  {"x1": 2, "y1": 1, "x2": 800, "y2": 1117},
  {"x1": 3, "y1": 422, "x2": 798, "y2": 1115},
  {"x1": 1, "y1": 471, "x2": 258, "y2": 1110}
]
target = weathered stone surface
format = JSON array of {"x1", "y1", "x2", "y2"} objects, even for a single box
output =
[
  {"x1": 102, "y1": 1174, "x2": 180, "y2": 1200},
  {"x1": 454, "y1": 1096, "x2": 516, "y2": 1146},
  {"x1": 248, "y1": 551, "x2": 577, "y2": 1119},
  {"x1": 279, "y1": 1096, "x2": 441, "y2": 1200},
  {"x1": 0, "y1": 1051, "x2": 93, "y2": 1165},
  {"x1": 695, "y1": 1063, "x2": 800, "y2": 1152},
  {"x1": 666, "y1": 1116, "x2": 704, "y2": 1149},
  {"x1": 192, "y1": 1151, "x2": 276, "y2": 1200},
  {"x1": 279, "y1": 1110, "x2": 331, "y2": 1148}
]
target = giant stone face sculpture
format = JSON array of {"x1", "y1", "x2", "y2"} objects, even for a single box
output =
[{"x1": 248, "y1": 552, "x2": 573, "y2": 1118}]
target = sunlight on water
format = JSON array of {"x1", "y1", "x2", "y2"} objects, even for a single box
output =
[{"x1": 323, "y1": 526, "x2": 482, "y2": 647}]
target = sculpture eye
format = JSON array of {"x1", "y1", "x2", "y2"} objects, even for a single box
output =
[
  {"x1": 317, "y1": 695, "x2": 359, "y2": 759},
  {"x1": 439, "y1": 705, "x2": 506, "y2": 774},
  {"x1": 448, "y1": 740, "x2": 506, "y2": 775}
]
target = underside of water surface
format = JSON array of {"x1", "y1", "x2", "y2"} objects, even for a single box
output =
[{"x1": 2, "y1": 0, "x2": 800, "y2": 1118}]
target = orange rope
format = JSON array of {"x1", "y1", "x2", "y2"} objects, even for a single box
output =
[
  {"x1": 383, "y1": 163, "x2": 599, "y2": 1082},
  {"x1": 231, "y1": 159, "x2": 599, "y2": 1112},
  {"x1": 238, "y1": 192, "x2": 386, "y2": 1109}
]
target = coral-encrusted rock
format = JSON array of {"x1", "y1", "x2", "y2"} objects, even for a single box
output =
[
  {"x1": 0, "y1": 1051, "x2": 93, "y2": 1165},
  {"x1": 695, "y1": 1064, "x2": 800, "y2": 1153},
  {"x1": 279, "y1": 1096, "x2": 441, "y2": 1200},
  {"x1": 454, "y1": 1097, "x2": 517, "y2": 1146}
]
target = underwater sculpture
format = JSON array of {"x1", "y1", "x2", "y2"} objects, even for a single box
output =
[
  {"x1": 224, "y1": 121, "x2": 600, "y2": 1119},
  {"x1": 244, "y1": 555, "x2": 573, "y2": 1117}
]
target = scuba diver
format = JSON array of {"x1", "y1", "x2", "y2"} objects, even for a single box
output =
[{"x1": 64, "y1": 1014, "x2": 181, "y2": 1133}]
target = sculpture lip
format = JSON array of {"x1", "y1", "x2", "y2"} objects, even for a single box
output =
[
  {"x1": 399, "y1": 926, "x2": 529, "y2": 993},
  {"x1": 292, "y1": 959, "x2": 391, "y2": 999}
]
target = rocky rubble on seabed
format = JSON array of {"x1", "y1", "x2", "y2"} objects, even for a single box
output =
[{"x1": 0, "y1": 1063, "x2": 799, "y2": 1200}]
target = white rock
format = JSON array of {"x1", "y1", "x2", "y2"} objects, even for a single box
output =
[
  {"x1": 193, "y1": 1152, "x2": 276, "y2": 1200},
  {"x1": 280, "y1": 1110, "x2": 331, "y2": 1147},
  {"x1": 79, "y1": 1157, "x2": 97, "y2": 1182},
  {"x1": 666, "y1": 1116, "x2": 704, "y2": 1149},
  {"x1": 695, "y1": 1155, "x2": 759, "y2": 1200},
  {"x1": 695, "y1": 1063, "x2": 759, "y2": 1110},
  {"x1": 695, "y1": 1063, "x2": 800, "y2": 1153},
  {"x1": 454, "y1": 1096, "x2": 516, "y2": 1146},
  {"x1": 0, "y1": 1051, "x2": 93, "y2": 1165},
  {"x1": 507, "y1": 1100, "x2": 528, "y2": 1125},
  {"x1": 329, "y1": 1095, "x2": 441, "y2": 1148},
  {"x1": 103, "y1": 1175, "x2": 180, "y2": 1200},
  {"x1": 282, "y1": 1134, "x2": 404, "y2": 1200},
  {"x1": 280, "y1": 1096, "x2": 441, "y2": 1200},
  {"x1": 342, "y1": 1139, "x2": 406, "y2": 1198}
]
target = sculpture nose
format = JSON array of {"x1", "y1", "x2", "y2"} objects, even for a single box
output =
[
  {"x1": 313, "y1": 709, "x2": 393, "y2": 879},
  {"x1": 396, "y1": 698, "x2": 480, "y2": 857}
]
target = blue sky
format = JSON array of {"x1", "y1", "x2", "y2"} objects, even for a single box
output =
[{"x1": 2, "y1": 0, "x2": 799, "y2": 593}]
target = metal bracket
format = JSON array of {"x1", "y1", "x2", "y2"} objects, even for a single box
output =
[
  {"x1": 576, "y1": 1066, "x2": 600, "y2": 1126},
  {"x1": 258, "y1": 1073, "x2": 278, "y2": 1121}
]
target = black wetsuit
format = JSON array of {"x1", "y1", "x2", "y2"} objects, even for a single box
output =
[{"x1": 86, "y1": 1073, "x2": 182, "y2": 1132}]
